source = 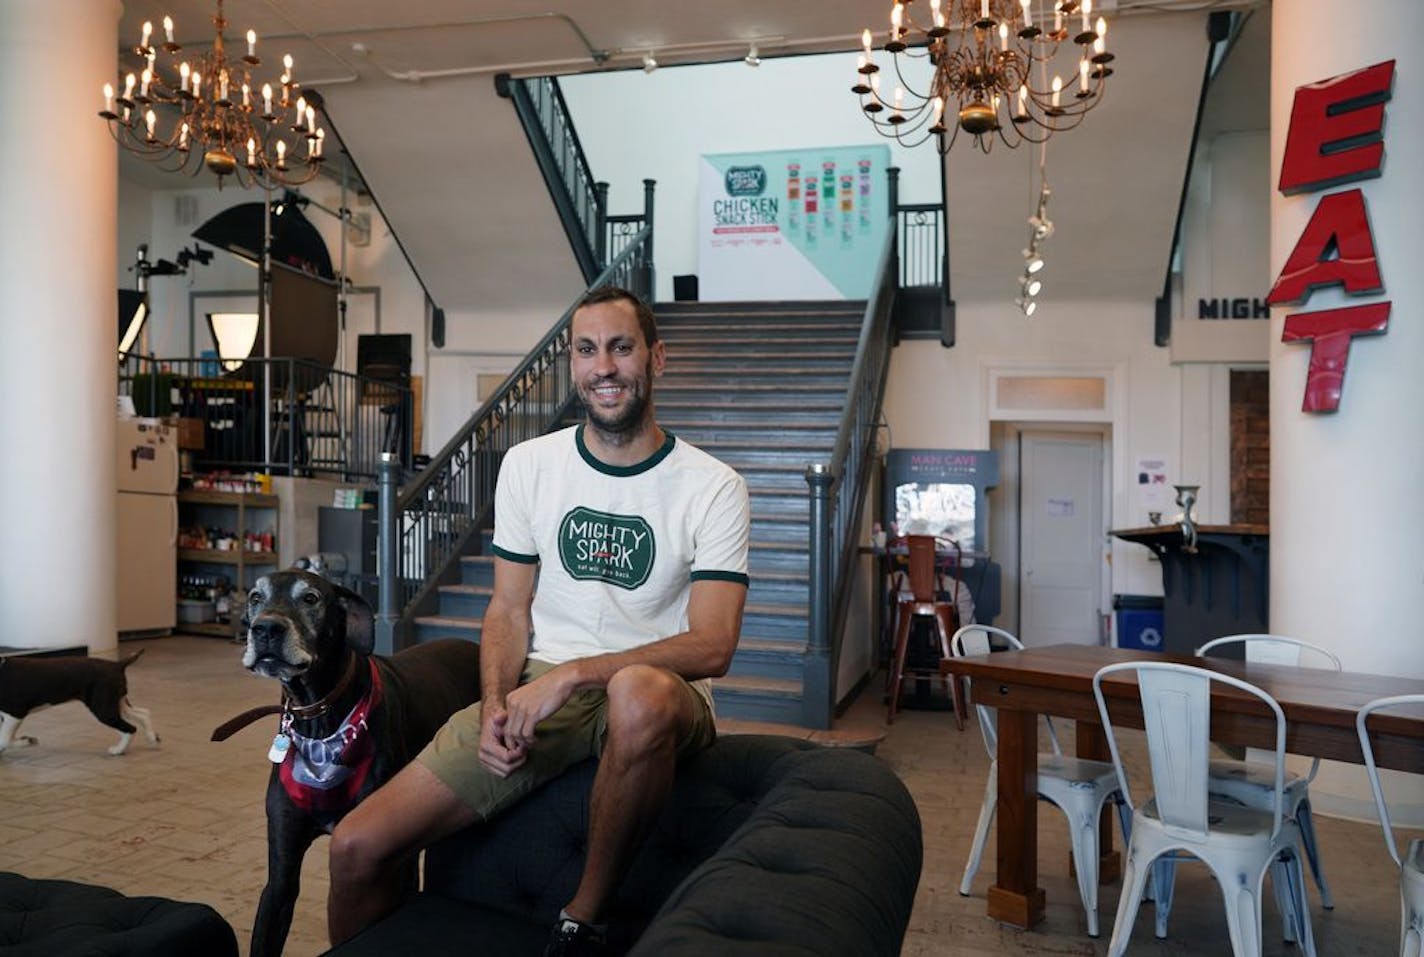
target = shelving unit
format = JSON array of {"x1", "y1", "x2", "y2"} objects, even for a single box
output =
[{"x1": 176, "y1": 489, "x2": 279, "y2": 638}]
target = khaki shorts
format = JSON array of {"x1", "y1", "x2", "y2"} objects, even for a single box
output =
[{"x1": 417, "y1": 659, "x2": 716, "y2": 821}]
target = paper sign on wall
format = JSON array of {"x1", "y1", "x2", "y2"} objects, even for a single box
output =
[{"x1": 697, "y1": 145, "x2": 891, "y2": 302}]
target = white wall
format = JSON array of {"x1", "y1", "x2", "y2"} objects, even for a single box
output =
[{"x1": 561, "y1": 53, "x2": 944, "y2": 303}]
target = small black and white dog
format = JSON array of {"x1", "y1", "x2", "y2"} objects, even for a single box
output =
[{"x1": 0, "y1": 649, "x2": 159, "y2": 756}]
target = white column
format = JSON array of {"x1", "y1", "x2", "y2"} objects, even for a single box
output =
[
  {"x1": 0, "y1": 1, "x2": 120, "y2": 653},
  {"x1": 1272, "y1": 1, "x2": 1424, "y2": 819}
]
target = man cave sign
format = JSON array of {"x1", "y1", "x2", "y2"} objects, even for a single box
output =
[{"x1": 1267, "y1": 60, "x2": 1395, "y2": 413}]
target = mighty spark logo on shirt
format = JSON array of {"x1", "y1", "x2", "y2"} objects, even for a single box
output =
[{"x1": 558, "y1": 507, "x2": 656, "y2": 589}]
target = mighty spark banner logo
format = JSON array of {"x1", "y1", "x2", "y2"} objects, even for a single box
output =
[{"x1": 558, "y1": 507, "x2": 656, "y2": 589}]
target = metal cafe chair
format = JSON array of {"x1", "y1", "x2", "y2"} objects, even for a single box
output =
[
  {"x1": 1189, "y1": 635, "x2": 1340, "y2": 916},
  {"x1": 951, "y1": 625, "x2": 1129, "y2": 938},
  {"x1": 1092, "y1": 661, "x2": 1316, "y2": 957},
  {"x1": 1355, "y1": 693, "x2": 1424, "y2": 957}
]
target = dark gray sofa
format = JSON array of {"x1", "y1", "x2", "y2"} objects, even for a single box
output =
[{"x1": 322, "y1": 734, "x2": 923, "y2": 956}]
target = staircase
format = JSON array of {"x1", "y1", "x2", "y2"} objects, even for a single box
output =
[{"x1": 413, "y1": 299, "x2": 866, "y2": 725}]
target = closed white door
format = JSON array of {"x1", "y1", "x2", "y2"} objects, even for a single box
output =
[{"x1": 1019, "y1": 431, "x2": 1104, "y2": 646}]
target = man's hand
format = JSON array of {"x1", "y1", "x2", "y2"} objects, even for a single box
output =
[
  {"x1": 501, "y1": 666, "x2": 577, "y2": 751},
  {"x1": 478, "y1": 703, "x2": 528, "y2": 778}
]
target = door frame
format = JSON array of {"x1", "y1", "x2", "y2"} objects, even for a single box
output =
[{"x1": 979, "y1": 359, "x2": 1124, "y2": 639}]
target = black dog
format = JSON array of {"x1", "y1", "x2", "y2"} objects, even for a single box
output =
[
  {"x1": 0, "y1": 649, "x2": 158, "y2": 756},
  {"x1": 221, "y1": 569, "x2": 481, "y2": 957}
]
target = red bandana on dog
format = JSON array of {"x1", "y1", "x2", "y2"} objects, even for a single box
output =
[{"x1": 278, "y1": 660, "x2": 382, "y2": 821}]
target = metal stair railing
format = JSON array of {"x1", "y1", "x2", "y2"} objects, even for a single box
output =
[
  {"x1": 374, "y1": 228, "x2": 653, "y2": 652},
  {"x1": 803, "y1": 219, "x2": 899, "y2": 729}
]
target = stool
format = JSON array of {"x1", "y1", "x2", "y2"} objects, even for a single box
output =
[
  {"x1": 886, "y1": 535, "x2": 962, "y2": 726},
  {"x1": 0, "y1": 871, "x2": 238, "y2": 957}
]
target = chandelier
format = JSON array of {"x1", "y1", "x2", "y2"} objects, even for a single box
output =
[
  {"x1": 852, "y1": 0, "x2": 1115, "y2": 152},
  {"x1": 98, "y1": 0, "x2": 326, "y2": 190}
]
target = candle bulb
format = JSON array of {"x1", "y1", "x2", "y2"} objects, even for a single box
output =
[
  {"x1": 246, "y1": 30, "x2": 256, "y2": 58},
  {"x1": 179, "y1": 62, "x2": 190, "y2": 93},
  {"x1": 1081, "y1": 0, "x2": 1092, "y2": 32},
  {"x1": 242, "y1": 83, "x2": 251, "y2": 107},
  {"x1": 314, "y1": 128, "x2": 325, "y2": 158},
  {"x1": 123, "y1": 73, "x2": 136, "y2": 99},
  {"x1": 179, "y1": 122, "x2": 189, "y2": 150},
  {"x1": 1017, "y1": 84, "x2": 1027, "y2": 116},
  {"x1": 1095, "y1": 16, "x2": 1107, "y2": 53},
  {"x1": 219, "y1": 71, "x2": 228, "y2": 101},
  {"x1": 247, "y1": 137, "x2": 256, "y2": 166},
  {"x1": 306, "y1": 105, "x2": 315, "y2": 130},
  {"x1": 140, "y1": 68, "x2": 151, "y2": 97},
  {"x1": 295, "y1": 96, "x2": 307, "y2": 127},
  {"x1": 145, "y1": 109, "x2": 156, "y2": 138},
  {"x1": 163, "y1": 16, "x2": 174, "y2": 44},
  {"x1": 141, "y1": 21, "x2": 152, "y2": 49},
  {"x1": 890, "y1": 4, "x2": 902, "y2": 35},
  {"x1": 999, "y1": 22, "x2": 1009, "y2": 51},
  {"x1": 1054, "y1": 1, "x2": 1063, "y2": 32},
  {"x1": 262, "y1": 83, "x2": 272, "y2": 114},
  {"x1": 862, "y1": 28, "x2": 872, "y2": 55},
  {"x1": 103, "y1": 83, "x2": 114, "y2": 113},
  {"x1": 1051, "y1": 74, "x2": 1062, "y2": 107},
  {"x1": 276, "y1": 140, "x2": 286, "y2": 168},
  {"x1": 933, "y1": 96, "x2": 945, "y2": 122},
  {"x1": 1021, "y1": 0, "x2": 1032, "y2": 29},
  {"x1": 283, "y1": 54, "x2": 293, "y2": 77},
  {"x1": 1079, "y1": 57, "x2": 1089, "y2": 92},
  {"x1": 981, "y1": 0, "x2": 990, "y2": 18},
  {"x1": 191, "y1": 72, "x2": 201, "y2": 98}
]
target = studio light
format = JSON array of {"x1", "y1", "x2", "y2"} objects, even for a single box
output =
[
  {"x1": 852, "y1": 0, "x2": 1116, "y2": 153},
  {"x1": 206, "y1": 311, "x2": 260, "y2": 372},
  {"x1": 98, "y1": 0, "x2": 326, "y2": 190}
]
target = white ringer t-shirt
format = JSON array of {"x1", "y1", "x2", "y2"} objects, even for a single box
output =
[{"x1": 489, "y1": 425, "x2": 750, "y2": 710}]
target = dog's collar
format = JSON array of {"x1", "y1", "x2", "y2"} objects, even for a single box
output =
[
  {"x1": 283, "y1": 652, "x2": 360, "y2": 721},
  {"x1": 210, "y1": 653, "x2": 362, "y2": 743}
]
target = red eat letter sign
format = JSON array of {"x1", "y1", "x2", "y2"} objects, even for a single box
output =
[
  {"x1": 1279, "y1": 60, "x2": 1393, "y2": 195},
  {"x1": 1273, "y1": 61, "x2": 1394, "y2": 413}
]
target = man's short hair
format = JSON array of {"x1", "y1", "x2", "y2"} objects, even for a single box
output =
[{"x1": 574, "y1": 286, "x2": 659, "y2": 346}]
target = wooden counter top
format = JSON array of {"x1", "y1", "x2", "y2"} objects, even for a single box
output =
[{"x1": 1111, "y1": 523, "x2": 1268, "y2": 539}]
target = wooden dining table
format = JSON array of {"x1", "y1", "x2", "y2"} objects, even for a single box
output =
[{"x1": 941, "y1": 642, "x2": 1424, "y2": 930}]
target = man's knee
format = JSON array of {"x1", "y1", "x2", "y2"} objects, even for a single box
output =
[
  {"x1": 329, "y1": 814, "x2": 393, "y2": 885},
  {"x1": 605, "y1": 666, "x2": 686, "y2": 749}
]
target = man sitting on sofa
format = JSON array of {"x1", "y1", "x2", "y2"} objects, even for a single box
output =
[{"x1": 327, "y1": 285, "x2": 750, "y2": 957}]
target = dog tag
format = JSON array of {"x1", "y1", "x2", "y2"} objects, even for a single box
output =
[{"x1": 268, "y1": 733, "x2": 291, "y2": 764}]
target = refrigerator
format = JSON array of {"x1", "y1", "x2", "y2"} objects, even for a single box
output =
[{"x1": 116, "y1": 418, "x2": 179, "y2": 633}]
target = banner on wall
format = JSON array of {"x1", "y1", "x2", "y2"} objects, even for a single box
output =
[{"x1": 697, "y1": 145, "x2": 892, "y2": 302}]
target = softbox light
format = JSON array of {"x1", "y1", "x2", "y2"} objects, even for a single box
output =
[{"x1": 118, "y1": 289, "x2": 148, "y2": 358}]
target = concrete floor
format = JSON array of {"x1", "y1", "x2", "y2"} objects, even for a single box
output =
[{"x1": 0, "y1": 635, "x2": 1407, "y2": 956}]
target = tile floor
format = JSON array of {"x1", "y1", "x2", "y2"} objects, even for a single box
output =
[{"x1": 0, "y1": 635, "x2": 1406, "y2": 956}]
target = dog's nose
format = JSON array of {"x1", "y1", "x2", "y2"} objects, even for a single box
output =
[{"x1": 249, "y1": 618, "x2": 288, "y2": 645}]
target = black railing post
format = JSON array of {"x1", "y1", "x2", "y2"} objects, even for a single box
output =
[
  {"x1": 886, "y1": 166, "x2": 902, "y2": 290},
  {"x1": 640, "y1": 178, "x2": 657, "y2": 298},
  {"x1": 594, "y1": 181, "x2": 609, "y2": 267},
  {"x1": 804, "y1": 463, "x2": 834, "y2": 730},
  {"x1": 375, "y1": 451, "x2": 401, "y2": 655}
]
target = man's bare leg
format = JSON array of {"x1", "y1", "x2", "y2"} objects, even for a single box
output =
[
  {"x1": 563, "y1": 665, "x2": 694, "y2": 923},
  {"x1": 327, "y1": 760, "x2": 479, "y2": 944}
]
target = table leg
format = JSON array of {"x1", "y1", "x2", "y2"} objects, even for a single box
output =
[
  {"x1": 987, "y1": 708, "x2": 1046, "y2": 928},
  {"x1": 1076, "y1": 719, "x2": 1121, "y2": 884}
]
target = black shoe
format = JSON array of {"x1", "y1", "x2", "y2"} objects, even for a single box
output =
[{"x1": 543, "y1": 915, "x2": 607, "y2": 956}]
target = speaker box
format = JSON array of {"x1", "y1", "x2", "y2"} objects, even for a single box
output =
[
  {"x1": 431, "y1": 307, "x2": 446, "y2": 349},
  {"x1": 357, "y1": 334, "x2": 412, "y2": 395},
  {"x1": 673, "y1": 275, "x2": 699, "y2": 302}
]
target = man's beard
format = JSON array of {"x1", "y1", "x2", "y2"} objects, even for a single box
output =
[{"x1": 580, "y1": 361, "x2": 654, "y2": 445}]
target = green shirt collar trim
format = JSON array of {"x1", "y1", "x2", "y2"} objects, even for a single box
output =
[{"x1": 575, "y1": 424, "x2": 677, "y2": 477}]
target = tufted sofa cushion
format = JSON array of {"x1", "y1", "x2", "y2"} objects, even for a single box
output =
[
  {"x1": 0, "y1": 872, "x2": 238, "y2": 957},
  {"x1": 325, "y1": 733, "x2": 922, "y2": 956}
]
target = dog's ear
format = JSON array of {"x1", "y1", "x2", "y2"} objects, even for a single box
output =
[{"x1": 335, "y1": 585, "x2": 375, "y2": 656}]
